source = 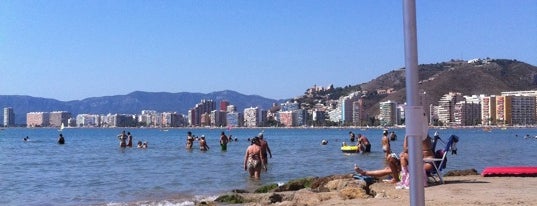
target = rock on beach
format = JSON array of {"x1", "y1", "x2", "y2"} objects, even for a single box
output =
[{"x1": 206, "y1": 169, "x2": 537, "y2": 206}]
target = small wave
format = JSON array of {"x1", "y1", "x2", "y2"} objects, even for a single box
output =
[{"x1": 104, "y1": 194, "x2": 218, "y2": 206}]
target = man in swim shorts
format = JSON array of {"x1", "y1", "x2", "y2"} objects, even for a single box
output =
[
  {"x1": 357, "y1": 134, "x2": 371, "y2": 153},
  {"x1": 220, "y1": 131, "x2": 229, "y2": 151}
]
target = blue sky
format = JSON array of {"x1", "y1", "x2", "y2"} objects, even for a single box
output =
[{"x1": 1, "y1": 1, "x2": 536, "y2": 101}]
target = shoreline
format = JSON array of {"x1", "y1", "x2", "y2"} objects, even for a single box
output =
[{"x1": 203, "y1": 172, "x2": 537, "y2": 206}]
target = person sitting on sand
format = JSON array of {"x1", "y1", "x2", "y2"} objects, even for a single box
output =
[
  {"x1": 354, "y1": 154, "x2": 401, "y2": 183},
  {"x1": 397, "y1": 134, "x2": 435, "y2": 188},
  {"x1": 244, "y1": 137, "x2": 266, "y2": 179},
  {"x1": 354, "y1": 134, "x2": 436, "y2": 185}
]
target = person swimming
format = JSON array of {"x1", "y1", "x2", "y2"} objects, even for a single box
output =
[
  {"x1": 321, "y1": 139, "x2": 328, "y2": 145},
  {"x1": 57, "y1": 134, "x2": 65, "y2": 144}
]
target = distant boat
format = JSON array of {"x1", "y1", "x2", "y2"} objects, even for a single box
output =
[{"x1": 58, "y1": 123, "x2": 65, "y2": 132}]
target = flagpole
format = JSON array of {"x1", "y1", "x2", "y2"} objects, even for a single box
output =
[{"x1": 403, "y1": 0, "x2": 425, "y2": 205}]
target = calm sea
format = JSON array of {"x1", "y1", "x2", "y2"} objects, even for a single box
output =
[{"x1": 1, "y1": 127, "x2": 536, "y2": 206}]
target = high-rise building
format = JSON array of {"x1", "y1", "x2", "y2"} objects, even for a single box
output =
[
  {"x1": 76, "y1": 114, "x2": 101, "y2": 127},
  {"x1": 243, "y1": 107, "x2": 261, "y2": 127},
  {"x1": 189, "y1": 99, "x2": 215, "y2": 127},
  {"x1": 379, "y1": 100, "x2": 397, "y2": 126},
  {"x1": 27, "y1": 112, "x2": 50, "y2": 127},
  {"x1": 495, "y1": 96, "x2": 512, "y2": 125},
  {"x1": 454, "y1": 100, "x2": 481, "y2": 126},
  {"x1": 279, "y1": 111, "x2": 294, "y2": 127},
  {"x1": 220, "y1": 100, "x2": 230, "y2": 112},
  {"x1": 437, "y1": 92, "x2": 464, "y2": 125},
  {"x1": 3, "y1": 107, "x2": 15, "y2": 127},
  {"x1": 481, "y1": 96, "x2": 497, "y2": 125},
  {"x1": 210, "y1": 110, "x2": 227, "y2": 127},
  {"x1": 49, "y1": 111, "x2": 71, "y2": 127},
  {"x1": 226, "y1": 112, "x2": 242, "y2": 127},
  {"x1": 352, "y1": 99, "x2": 365, "y2": 126},
  {"x1": 510, "y1": 95, "x2": 536, "y2": 125},
  {"x1": 340, "y1": 93, "x2": 360, "y2": 125}
]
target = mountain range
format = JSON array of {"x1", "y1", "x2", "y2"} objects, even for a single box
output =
[
  {"x1": 1, "y1": 58, "x2": 536, "y2": 125},
  {"x1": 0, "y1": 90, "x2": 282, "y2": 125}
]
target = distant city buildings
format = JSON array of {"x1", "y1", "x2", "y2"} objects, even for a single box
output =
[
  {"x1": 13, "y1": 85, "x2": 537, "y2": 128},
  {"x1": 27, "y1": 112, "x2": 50, "y2": 127},
  {"x1": 3, "y1": 107, "x2": 15, "y2": 127}
]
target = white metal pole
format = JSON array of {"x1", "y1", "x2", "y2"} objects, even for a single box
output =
[{"x1": 403, "y1": 0, "x2": 425, "y2": 205}]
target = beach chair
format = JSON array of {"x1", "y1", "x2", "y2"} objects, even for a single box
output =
[{"x1": 425, "y1": 134, "x2": 459, "y2": 184}]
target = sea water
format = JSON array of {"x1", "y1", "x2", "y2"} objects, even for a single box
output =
[{"x1": 1, "y1": 127, "x2": 536, "y2": 206}]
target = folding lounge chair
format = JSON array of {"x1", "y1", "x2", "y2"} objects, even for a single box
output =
[{"x1": 425, "y1": 134, "x2": 459, "y2": 184}]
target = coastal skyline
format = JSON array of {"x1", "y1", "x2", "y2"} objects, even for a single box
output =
[{"x1": 1, "y1": 1, "x2": 536, "y2": 101}]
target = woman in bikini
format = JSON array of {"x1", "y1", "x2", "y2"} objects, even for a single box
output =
[
  {"x1": 244, "y1": 137, "x2": 266, "y2": 179},
  {"x1": 396, "y1": 134, "x2": 435, "y2": 188}
]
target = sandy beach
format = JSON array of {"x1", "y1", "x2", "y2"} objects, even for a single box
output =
[
  {"x1": 212, "y1": 174, "x2": 537, "y2": 206},
  {"x1": 322, "y1": 175, "x2": 537, "y2": 206}
]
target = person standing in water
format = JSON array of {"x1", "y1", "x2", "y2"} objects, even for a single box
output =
[
  {"x1": 186, "y1": 131, "x2": 194, "y2": 149},
  {"x1": 57, "y1": 134, "x2": 65, "y2": 144},
  {"x1": 349, "y1": 131, "x2": 356, "y2": 142},
  {"x1": 220, "y1": 131, "x2": 229, "y2": 151},
  {"x1": 117, "y1": 131, "x2": 127, "y2": 148},
  {"x1": 244, "y1": 137, "x2": 266, "y2": 179},
  {"x1": 199, "y1": 135, "x2": 209, "y2": 151},
  {"x1": 257, "y1": 133, "x2": 272, "y2": 165},
  {"x1": 126, "y1": 132, "x2": 133, "y2": 147}
]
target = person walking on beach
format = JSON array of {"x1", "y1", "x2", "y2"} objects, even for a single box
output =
[
  {"x1": 244, "y1": 137, "x2": 266, "y2": 179},
  {"x1": 258, "y1": 133, "x2": 272, "y2": 165},
  {"x1": 186, "y1": 131, "x2": 195, "y2": 149},
  {"x1": 117, "y1": 131, "x2": 127, "y2": 148},
  {"x1": 220, "y1": 131, "x2": 229, "y2": 151},
  {"x1": 199, "y1": 135, "x2": 209, "y2": 151},
  {"x1": 126, "y1": 132, "x2": 133, "y2": 147},
  {"x1": 57, "y1": 134, "x2": 65, "y2": 144}
]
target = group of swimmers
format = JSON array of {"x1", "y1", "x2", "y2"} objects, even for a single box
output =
[
  {"x1": 184, "y1": 130, "x2": 273, "y2": 179},
  {"x1": 345, "y1": 131, "x2": 372, "y2": 153},
  {"x1": 117, "y1": 130, "x2": 147, "y2": 149},
  {"x1": 185, "y1": 131, "x2": 239, "y2": 151},
  {"x1": 23, "y1": 134, "x2": 66, "y2": 145}
]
